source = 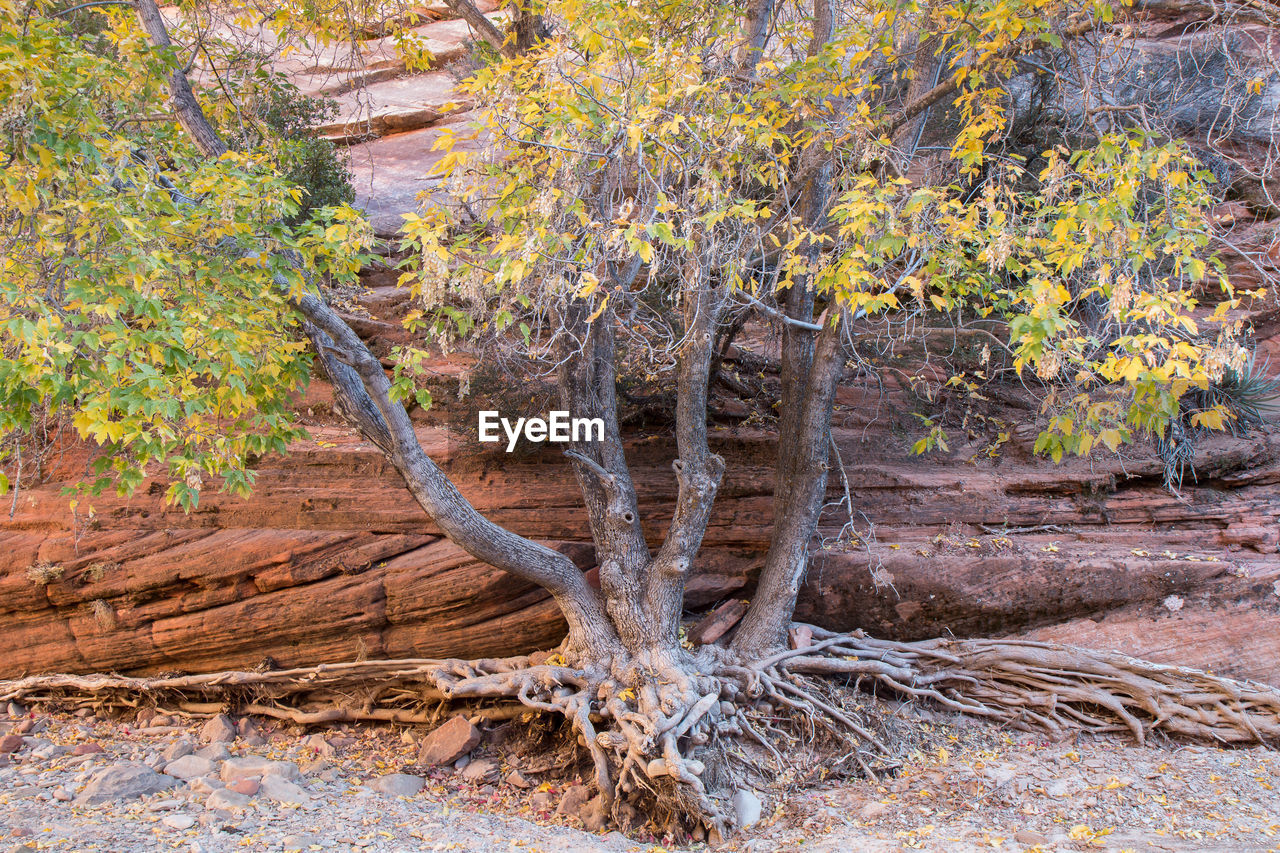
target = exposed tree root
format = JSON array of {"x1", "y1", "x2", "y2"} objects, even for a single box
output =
[{"x1": 4, "y1": 630, "x2": 1279, "y2": 836}]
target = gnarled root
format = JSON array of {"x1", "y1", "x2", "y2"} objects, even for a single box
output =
[{"x1": 4, "y1": 630, "x2": 1280, "y2": 836}]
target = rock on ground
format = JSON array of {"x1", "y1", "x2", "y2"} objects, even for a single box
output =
[{"x1": 77, "y1": 763, "x2": 178, "y2": 804}]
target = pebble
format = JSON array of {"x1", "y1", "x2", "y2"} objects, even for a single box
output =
[
  {"x1": 77, "y1": 763, "x2": 178, "y2": 804},
  {"x1": 194, "y1": 743, "x2": 230, "y2": 761},
  {"x1": 0, "y1": 735, "x2": 23, "y2": 753},
  {"x1": 189, "y1": 775, "x2": 223, "y2": 794},
  {"x1": 164, "y1": 754, "x2": 217, "y2": 781},
  {"x1": 161, "y1": 814, "x2": 196, "y2": 830},
  {"x1": 459, "y1": 758, "x2": 498, "y2": 783},
  {"x1": 198, "y1": 714, "x2": 236, "y2": 745},
  {"x1": 367, "y1": 773, "x2": 425, "y2": 797},
  {"x1": 163, "y1": 737, "x2": 195, "y2": 761},
  {"x1": 260, "y1": 774, "x2": 310, "y2": 804},
  {"x1": 205, "y1": 788, "x2": 250, "y2": 811},
  {"x1": 733, "y1": 788, "x2": 763, "y2": 828},
  {"x1": 221, "y1": 756, "x2": 301, "y2": 783},
  {"x1": 555, "y1": 785, "x2": 591, "y2": 817},
  {"x1": 72, "y1": 742, "x2": 104, "y2": 755},
  {"x1": 418, "y1": 715, "x2": 481, "y2": 767},
  {"x1": 227, "y1": 778, "x2": 259, "y2": 795},
  {"x1": 282, "y1": 834, "x2": 320, "y2": 852}
]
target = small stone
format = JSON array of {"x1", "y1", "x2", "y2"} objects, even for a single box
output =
[
  {"x1": 417, "y1": 715, "x2": 481, "y2": 767},
  {"x1": 188, "y1": 776, "x2": 223, "y2": 794},
  {"x1": 459, "y1": 758, "x2": 497, "y2": 783},
  {"x1": 164, "y1": 738, "x2": 195, "y2": 762},
  {"x1": 0, "y1": 735, "x2": 23, "y2": 754},
  {"x1": 367, "y1": 773, "x2": 424, "y2": 797},
  {"x1": 259, "y1": 774, "x2": 309, "y2": 805},
  {"x1": 52, "y1": 787, "x2": 72, "y2": 802},
  {"x1": 282, "y1": 834, "x2": 320, "y2": 852},
  {"x1": 147, "y1": 798, "x2": 184, "y2": 811},
  {"x1": 529, "y1": 791, "x2": 555, "y2": 812},
  {"x1": 164, "y1": 755, "x2": 217, "y2": 781},
  {"x1": 205, "y1": 788, "x2": 250, "y2": 811},
  {"x1": 556, "y1": 785, "x2": 591, "y2": 817},
  {"x1": 399, "y1": 729, "x2": 417, "y2": 746},
  {"x1": 221, "y1": 756, "x2": 301, "y2": 783},
  {"x1": 300, "y1": 759, "x2": 334, "y2": 775},
  {"x1": 235, "y1": 718, "x2": 259, "y2": 740},
  {"x1": 1014, "y1": 828, "x2": 1049, "y2": 845},
  {"x1": 78, "y1": 762, "x2": 178, "y2": 804},
  {"x1": 453, "y1": 754, "x2": 470, "y2": 771},
  {"x1": 73, "y1": 742, "x2": 105, "y2": 756},
  {"x1": 227, "y1": 778, "x2": 259, "y2": 796},
  {"x1": 162, "y1": 814, "x2": 196, "y2": 830},
  {"x1": 198, "y1": 715, "x2": 236, "y2": 745},
  {"x1": 580, "y1": 794, "x2": 609, "y2": 832},
  {"x1": 505, "y1": 770, "x2": 530, "y2": 788},
  {"x1": 194, "y1": 743, "x2": 230, "y2": 761},
  {"x1": 6, "y1": 702, "x2": 25, "y2": 718},
  {"x1": 859, "y1": 801, "x2": 889, "y2": 821},
  {"x1": 1045, "y1": 780, "x2": 1071, "y2": 798},
  {"x1": 303, "y1": 733, "x2": 335, "y2": 758},
  {"x1": 732, "y1": 788, "x2": 762, "y2": 828}
]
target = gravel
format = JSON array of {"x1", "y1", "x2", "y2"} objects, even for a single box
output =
[{"x1": 4, "y1": 706, "x2": 1279, "y2": 852}]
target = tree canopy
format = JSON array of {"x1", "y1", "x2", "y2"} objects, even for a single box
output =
[{"x1": 1, "y1": 0, "x2": 1277, "y2": 836}]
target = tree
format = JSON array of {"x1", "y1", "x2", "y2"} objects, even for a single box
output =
[{"x1": 2, "y1": 0, "x2": 1278, "y2": 837}]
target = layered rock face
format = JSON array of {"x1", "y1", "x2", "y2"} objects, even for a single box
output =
[
  {"x1": 4, "y1": 373, "x2": 1278, "y2": 681},
  {"x1": 2, "y1": 3, "x2": 1279, "y2": 682}
]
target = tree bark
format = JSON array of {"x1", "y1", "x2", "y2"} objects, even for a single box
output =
[
  {"x1": 557, "y1": 303, "x2": 652, "y2": 650},
  {"x1": 645, "y1": 247, "x2": 726, "y2": 644},
  {"x1": 441, "y1": 0, "x2": 515, "y2": 58},
  {"x1": 732, "y1": 312, "x2": 845, "y2": 656}
]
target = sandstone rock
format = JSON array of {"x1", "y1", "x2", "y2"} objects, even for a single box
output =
[
  {"x1": 0, "y1": 735, "x2": 23, "y2": 753},
  {"x1": 556, "y1": 785, "x2": 591, "y2": 818},
  {"x1": 189, "y1": 776, "x2": 223, "y2": 794},
  {"x1": 303, "y1": 733, "x2": 335, "y2": 758},
  {"x1": 260, "y1": 774, "x2": 310, "y2": 804},
  {"x1": 78, "y1": 763, "x2": 178, "y2": 804},
  {"x1": 459, "y1": 758, "x2": 497, "y2": 783},
  {"x1": 1014, "y1": 828, "x2": 1048, "y2": 845},
  {"x1": 319, "y1": 72, "x2": 463, "y2": 142},
  {"x1": 505, "y1": 770, "x2": 530, "y2": 788},
  {"x1": 162, "y1": 814, "x2": 196, "y2": 830},
  {"x1": 221, "y1": 756, "x2": 301, "y2": 783},
  {"x1": 418, "y1": 715, "x2": 481, "y2": 767},
  {"x1": 195, "y1": 743, "x2": 230, "y2": 761},
  {"x1": 688, "y1": 599, "x2": 748, "y2": 646},
  {"x1": 529, "y1": 791, "x2": 555, "y2": 811},
  {"x1": 52, "y1": 787, "x2": 72, "y2": 801},
  {"x1": 580, "y1": 794, "x2": 609, "y2": 832},
  {"x1": 164, "y1": 755, "x2": 217, "y2": 781},
  {"x1": 199, "y1": 715, "x2": 236, "y2": 745},
  {"x1": 367, "y1": 773, "x2": 424, "y2": 796},
  {"x1": 732, "y1": 789, "x2": 762, "y2": 828},
  {"x1": 205, "y1": 788, "x2": 250, "y2": 811},
  {"x1": 163, "y1": 738, "x2": 193, "y2": 761},
  {"x1": 72, "y1": 742, "x2": 104, "y2": 755},
  {"x1": 282, "y1": 834, "x2": 321, "y2": 852}
]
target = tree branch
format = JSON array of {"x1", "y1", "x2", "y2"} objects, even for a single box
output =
[{"x1": 131, "y1": 0, "x2": 618, "y2": 655}]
